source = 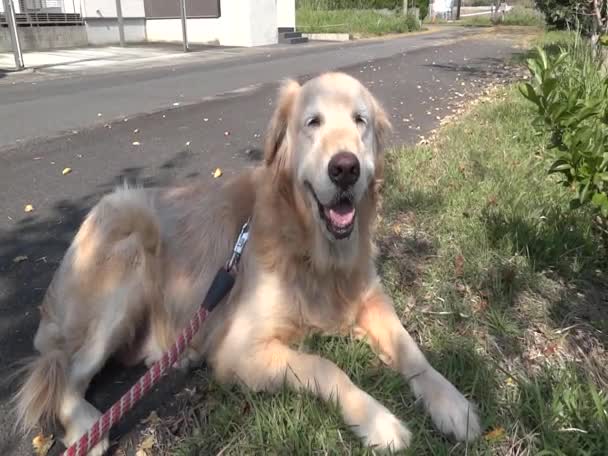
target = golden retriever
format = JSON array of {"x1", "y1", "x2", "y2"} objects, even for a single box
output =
[{"x1": 13, "y1": 72, "x2": 481, "y2": 454}]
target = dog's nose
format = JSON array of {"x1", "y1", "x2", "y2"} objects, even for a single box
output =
[{"x1": 328, "y1": 152, "x2": 360, "y2": 189}]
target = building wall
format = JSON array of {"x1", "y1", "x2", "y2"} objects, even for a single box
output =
[
  {"x1": 147, "y1": 0, "x2": 285, "y2": 47},
  {"x1": 247, "y1": 0, "x2": 277, "y2": 46},
  {"x1": 276, "y1": 0, "x2": 295, "y2": 29},
  {"x1": 80, "y1": 0, "x2": 145, "y2": 18},
  {"x1": 0, "y1": 24, "x2": 87, "y2": 51},
  {"x1": 1, "y1": 0, "x2": 296, "y2": 48},
  {"x1": 85, "y1": 18, "x2": 146, "y2": 44}
]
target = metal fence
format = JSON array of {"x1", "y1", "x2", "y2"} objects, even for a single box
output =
[{"x1": 0, "y1": 12, "x2": 83, "y2": 26}]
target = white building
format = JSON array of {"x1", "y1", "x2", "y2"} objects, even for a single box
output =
[{"x1": 1, "y1": 0, "x2": 297, "y2": 48}]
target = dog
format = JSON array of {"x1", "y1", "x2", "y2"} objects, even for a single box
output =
[{"x1": 13, "y1": 72, "x2": 481, "y2": 454}]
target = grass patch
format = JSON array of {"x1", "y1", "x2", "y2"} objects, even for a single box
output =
[
  {"x1": 461, "y1": 7, "x2": 545, "y2": 28},
  {"x1": 169, "y1": 87, "x2": 607, "y2": 455},
  {"x1": 296, "y1": 8, "x2": 420, "y2": 35}
]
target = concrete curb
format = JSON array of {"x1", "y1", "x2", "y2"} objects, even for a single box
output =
[{"x1": 302, "y1": 33, "x2": 351, "y2": 42}]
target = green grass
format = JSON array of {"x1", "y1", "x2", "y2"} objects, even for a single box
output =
[
  {"x1": 296, "y1": 8, "x2": 420, "y2": 35},
  {"x1": 168, "y1": 87, "x2": 608, "y2": 454},
  {"x1": 461, "y1": 7, "x2": 545, "y2": 28}
]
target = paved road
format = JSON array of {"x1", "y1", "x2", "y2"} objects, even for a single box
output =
[
  {"x1": 0, "y1": 27, "x2": 489, "y2": 149},
  {"x1": 0, "y1": 29, "x2": 521, "y2": 455}
]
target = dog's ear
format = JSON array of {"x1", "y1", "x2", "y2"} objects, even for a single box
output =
[
  {"x1": 265, "y1": 79, "x2": 301, "y2": 166},
  {"x1": 372, "y1": 96, "x2": 392, "y2": 153},
  {"x1": 370, "y1": 95, "x2": 391, "y2": 185}
]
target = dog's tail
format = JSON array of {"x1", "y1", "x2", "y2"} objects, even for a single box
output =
[{"x1": 12, "y1": 349, "x2": 68, "y2": 434}]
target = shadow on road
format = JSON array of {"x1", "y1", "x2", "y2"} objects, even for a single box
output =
[{"x1": 0, "y1": 147, "x2": 263, "y2": 455}]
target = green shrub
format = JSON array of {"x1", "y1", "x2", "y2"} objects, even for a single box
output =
[
  {"x1": 296, "y1": 0, "x2": 429, "y2": 20},
  {"x1": 296, "y1": 8, "x2": 421, "y2": 34},
  {"x1": 520, "y1": 36, "x2": 608, "y2": 245},
  {"x1": 500, "y1": 6, "x2": 545, "y2": 26},
  {"x1": 534, "y1": 0, "x2": 595, "y2": 32},
  {"x1": 413, "y1": 0, "x2": 429, "y2": 20},
  {"x1": 296, "y1": 0, "x2": 401, "y2": 9}
]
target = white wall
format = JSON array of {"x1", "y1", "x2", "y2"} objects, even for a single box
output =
[
  {"x1": 86, "y1": 18, "x2": 146, "y2": 44},
  {"x1": 147, "y1": 0, "x2": 279, "y2": 47},
  {"x1": 276, "y1": 0, "x2": 295, "y2": 29},
  {"x1": 0, "y1": 0, "x2": 21, "y2": 14},
  {"x1": 80, "y1": 0, "x2": 145, "y2": 18}
]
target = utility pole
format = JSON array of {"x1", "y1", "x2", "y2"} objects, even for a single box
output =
[
  {"x1": 2, "y1": 0, "x2": 24, "y2": 70},
  {"x1": 180, "y1": 0, "x2": 189, "y2": 52},
  {"x1": 456, "y1": 0, "x2": 462, "y2": 20},
  {"x1": 115, "y1": 0, "x2": 125, "y2": 46}
]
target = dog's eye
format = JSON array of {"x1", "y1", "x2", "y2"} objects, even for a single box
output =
[
  {"x1": 306, "y1": 115, "x2": 322, "y2": 128},
  {"x1": 354, "y1": 113, "x2": 367, "y2": 126}
]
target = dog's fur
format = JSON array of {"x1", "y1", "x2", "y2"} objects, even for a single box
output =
[{"x1": 14, "y1": 72, "x2": 481, "y2": 454}]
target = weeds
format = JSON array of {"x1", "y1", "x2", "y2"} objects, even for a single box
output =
[
  {"x1": 296, "y1": 8, "x2": 421, "y2": 35},
  {"x1": 170, "y1": 86, "x2": 607, "y2": 455}
]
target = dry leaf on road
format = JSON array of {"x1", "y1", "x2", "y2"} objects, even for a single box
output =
[
  {"x1": 24, "y1": 204, "x2": 34, "y2": 213},
  {"x1": 213, "y1": 168, "x2": 223, "y2": 178},
  {"x1": 32, "y1": 433, "x2": 55, "y2": 456},
  {"x1": 485, "y1": 426, "x2": 506, "y2": 441},
  {"x1": 132, "y1": 141, "x2": 141, "y2": 146},
  {"x1": 62, "y1": 167, "x2": 72, "y2": 175},
  {"x1": 135, "y1": 434, "x2": 156, "y2": 456},
  {"x1": 13, "y1": 255, "x2": 28, "y2": 263},
  {"x1": 141, "y1": 410, "x2": 160, "y2": 426}
]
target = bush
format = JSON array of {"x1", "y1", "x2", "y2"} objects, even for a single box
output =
[
  {"x1": 534, "y1": 0, "x2": 595, "y2": 32},
  {"x1": 296, "y1": 8, "x2": 421, "y2": 34},
  {"x1": 520, "y1": 36, "x2": 608, "y2": 245},
  {"x1": 296, "y1": 0, "x2": 401, "y2": 9},
  {"x1": 296, "y1": 0, "x2": 429, "y2": 20},
  {"x1": 413, "y1": 0, "x2": 429, "y2": 20},
  {"x1": 500, "y1": 6, "x2": 545, "y2": 26}
]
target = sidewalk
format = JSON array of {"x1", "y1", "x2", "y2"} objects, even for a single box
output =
[
  {"x1": 0, "y1": 43, "x2": 269, "y2": 74},
  {"x1": 0, "y1": 26, "x2": 451, "y2": 77}
]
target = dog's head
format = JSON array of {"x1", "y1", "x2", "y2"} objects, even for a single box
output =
[{"x1": 264, "y1": 72, "x2": 391, "y2": 246}]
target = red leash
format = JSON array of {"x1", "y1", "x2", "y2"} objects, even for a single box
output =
[{"x1": 62, "y1": 220, "x2": 250, "y2": 456}]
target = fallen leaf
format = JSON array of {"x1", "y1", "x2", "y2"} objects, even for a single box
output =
[
  {"x1": 141, "y1": 410, "x2": 160, "y2": 426},
  {"x1": 213, "y1": 168, "x2": 223, "y2": 178},
  {"x1": 62, "y1": 167, "x2": 72, "y2": 175},
  {"x1": 138, "y1": 434, "x2": 155, "y2": 450},
  {"x1": 132, "y1": 141, "x2": 141, "y2": 146},
  {"x1": 13, "y1": 255, "x2": 28, "y2": 263},
  {"x1": 97, "y1": 113, "x2": 102, "y2": 117},
  {"x1": 32, "y1": 433, "x2": 54, "y2": 456},
  {"x1": 454, "y1": 254, "x2": 465, "y2": 278},
  {"x1": 224, "y1": 131, "x2": 230, "y2": 136},
  {"x1": 24, "y1": 204, "x2": 34, "y2": 213},
  {"x1": 172, "y1": 102, "x2": 180, "y2": 107},
  {"x1": 185, "y1": 141, "x2": 191, "y2": 147},
  {"x1": 133, "y1": 128, "x2": 139, "y2": 133},
  {"x1": 485, "y1": 426, "x2": 506, "y2": 441},
  {"x1": 203, "y1": 117, "x2": 209, "y2": 122}
]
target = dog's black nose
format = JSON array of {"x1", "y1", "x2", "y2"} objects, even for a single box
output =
[{"x1": 328, "y1": 152, "x2": 360, "y2": 189}]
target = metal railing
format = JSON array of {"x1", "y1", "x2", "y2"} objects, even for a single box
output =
[{"x1": 0, "y1": 12, "x2": 83, "y2": 26}]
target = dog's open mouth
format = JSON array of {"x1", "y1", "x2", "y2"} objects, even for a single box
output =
[{"x1": 306, "y1": 183, "x2": 356, "y2": 239}]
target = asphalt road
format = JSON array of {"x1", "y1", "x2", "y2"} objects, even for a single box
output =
[
  {"x1": 0, "y1": 29, "x2": 521, "y2": 455},
  {"x1": 0, "y1": 27, "x2": 487, "y2": 149}
]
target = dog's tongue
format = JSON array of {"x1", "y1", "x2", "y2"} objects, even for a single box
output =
[{"x1": 324, "y1": 201, "x2": 355, "y2": 228}]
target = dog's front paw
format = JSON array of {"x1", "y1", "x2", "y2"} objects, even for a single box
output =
[
  {"x1": 354, "y1": 396, "x2": 411, "y2": 452},
  {"x1": 411, "y1": 368, "x2": 481, "y2": 442}
]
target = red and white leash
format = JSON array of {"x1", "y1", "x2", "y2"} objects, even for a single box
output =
[{"x1": 62, "y1": 219, "x2": 251, "y2": 456}]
